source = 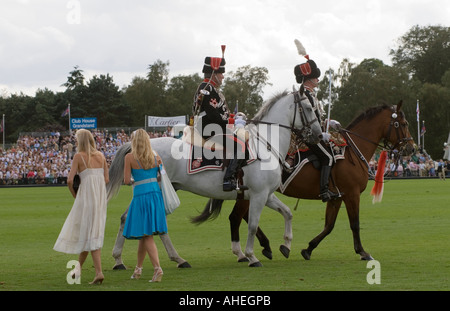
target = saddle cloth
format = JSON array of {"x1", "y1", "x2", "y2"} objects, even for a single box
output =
[
  {"x1": 182, "y1": 126, "x2": 256, "y2": 174},
  {"x1": 279, "y1": 132, "x2": 347, "y2": 193}
]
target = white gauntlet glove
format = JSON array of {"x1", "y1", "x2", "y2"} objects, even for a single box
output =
[
  {"x1": 328, "y1": 119, "x2": 341, "y2": 130},
  {"x1": 322, "y1": 132, "x2": 331, "y2": 142},
  {"x1": 235, "y1": 117, "x2": 246, "y2": 128}
]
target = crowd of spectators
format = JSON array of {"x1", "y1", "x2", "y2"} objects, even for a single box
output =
[
  {"x1": 1, "y1": 127, "x2": 448, "y2": 186},
  {"x1": 368, "y1": 151, "x2": 449, "y2": 179},
  {"x1": 0, "y1": 128, "x2": 172, "y2": 186}
]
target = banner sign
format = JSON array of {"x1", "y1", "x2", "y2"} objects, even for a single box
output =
[
  {"x1": 147, "y1": 116, "x2": 186, "y2": 127},
  {"x1": 70, "y1": 117, "x2": 97, "y2": 129}
]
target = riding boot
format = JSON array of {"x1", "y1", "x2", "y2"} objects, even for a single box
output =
[
  {"x1": 223, "y1": 159, "x2": 248, "y2": 192},
  {"x1": 319, "y1": 165, "x2": 340, "y2": 202}
]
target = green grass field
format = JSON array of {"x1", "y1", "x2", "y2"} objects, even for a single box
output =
[{"x1": 0, "y1": 179, "x2": 449, "y2": 291}]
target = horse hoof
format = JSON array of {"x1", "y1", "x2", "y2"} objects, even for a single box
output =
[
  {"x1": 238, "y1": 257, "x2": 250, "y2": 263},
  {"x1": 112, "y1": 264, "x2": 127, "y2": 270},
  {"x1": 249, "y1": 261, "x2": 263, "y2": 267},
  {"x1": 262, "y1": 249, "x2": 273, "y2": 260},
  {"x1": 177, "y1": 261, "x2": 192, "y2": 268},
  {"x1": 279, "y1": 245, "x2": 290, "y2": 258},
  {"x1": 360, "y1": 254, "x2": 374, "y2": 261},
  {"x1": 301, "y1": 249, "x2": 311, "y2": 260}
]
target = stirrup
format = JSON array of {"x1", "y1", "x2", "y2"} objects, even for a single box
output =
[
  {"x1": 223, "y1": 179, "x2": 236, "y2": 192},
  {"x1": 320, "y1": 190, "x2": 341, "y2": 202}
]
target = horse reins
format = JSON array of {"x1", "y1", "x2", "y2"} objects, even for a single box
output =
[
  {"x1": 246, "y1": 91, "x2": 318, "y2": 169},
  {"x1": 340, "y1": 107, "x2": 413, "y2": 175},
  {"x1": 247, "y1": 93, "x2": 318, "y2": 138}
]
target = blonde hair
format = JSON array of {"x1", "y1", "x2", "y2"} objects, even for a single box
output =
[
  {"x1": 76, "y1": 129, "x2": 99, "y2": 165},
  {"x1": 131, "y1": 129, "x2": 155, "y2": 169}
]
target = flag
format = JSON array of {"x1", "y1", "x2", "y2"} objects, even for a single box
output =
[
  {"x1": 61, "y1": 106, "x2": 69, "y2": 117},
  {"x1": 416, "y1": 101, "x2": 419, "y2": 122},
  {"x1": 421, "y1": 124, "x2": 426, "y2": 136}
]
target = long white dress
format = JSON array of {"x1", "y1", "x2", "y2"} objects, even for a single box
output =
[{"x1": 53, "y1": 160, "x2": 107, "y2": 254}]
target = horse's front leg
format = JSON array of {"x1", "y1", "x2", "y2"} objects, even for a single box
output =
[
  {"x1": 244, "y1": 196, "x2": 265, "y2": 267},
  {"x1": 301, "y1": 199, "x2": 342, "y2": 260},
  {"x1": 241, "y1": 204, "x2": 273, "y2": 260},
  {"x1": 344, "y1": 197, "x2": 373, "y2": 261},
  {"x1": 112, "y1": 208, "x2": 128, "y2": 270},
  {"x1": 230, "y1": 199, "x2": 273, "y2": 261},
  {"x1": 265, "y1": 193, "x2": 293, "y2": 258}
]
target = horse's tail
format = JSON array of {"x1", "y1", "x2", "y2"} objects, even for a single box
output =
[
  {"x1": 190, "y1": 199, "x2": 225, "y2": 225},
  {"x1": 106, "y1": 142, "x2": 132, "y2": 202},
  {"x1": 371, "y1": 150, "x2": 387, "y2": 204}
]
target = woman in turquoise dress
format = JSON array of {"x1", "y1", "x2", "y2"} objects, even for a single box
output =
[{"x1": 122, "y1": 129, "x2": 167, "y2": 282}]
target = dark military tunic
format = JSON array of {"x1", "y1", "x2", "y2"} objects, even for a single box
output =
[{"x1": 193, "y1": 79, "x2": 230, "y2": 139}]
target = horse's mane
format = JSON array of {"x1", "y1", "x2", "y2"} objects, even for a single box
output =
[
  {"x1": 346, "y1": 104, "x2": 392, "y2": 130},
  {"x1": 252, "y1": 91, "x2": 289, "y2": 122}
]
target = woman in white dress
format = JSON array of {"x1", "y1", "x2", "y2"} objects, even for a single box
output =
[{"x1": 54, "y1": 129, "x2": 109, "y2": 285}]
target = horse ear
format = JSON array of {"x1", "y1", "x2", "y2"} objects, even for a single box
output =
[{"x1": 396, "y1": 100, "x2": 403, "y2": 112}]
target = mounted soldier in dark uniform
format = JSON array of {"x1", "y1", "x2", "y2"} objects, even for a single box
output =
[
  {"x1": 192, "y1": 46, "x2": 248, "y2": 192},
  {"x1": 294, "y1": 57, "x2": 340, "y2": 202}
]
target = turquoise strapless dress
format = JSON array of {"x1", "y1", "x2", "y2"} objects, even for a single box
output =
[{"x1": 123, "y1": 165, "x2": 168, "y2": 239}]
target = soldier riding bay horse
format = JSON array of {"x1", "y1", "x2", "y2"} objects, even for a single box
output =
[{"x1": 193, "y1": 101, "x2": 416, "y2": 261}]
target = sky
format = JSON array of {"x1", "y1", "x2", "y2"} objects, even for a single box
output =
[{"x1": 1, "y1": 0, "x2": 449, "y2": 100}]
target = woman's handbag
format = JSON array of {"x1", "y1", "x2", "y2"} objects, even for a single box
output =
[
  {"x1": 158, "y1": 165, "x2": 180, "y2": 215},
  {"x1": 73, "y1": 174, "x2": 81, "y2": 194}
]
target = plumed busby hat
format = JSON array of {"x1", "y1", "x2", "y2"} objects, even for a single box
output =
[
  {"x1": 293, "y1": 39, "x2": 321, "y2": 83},
  {"x1": 294, "y1": 59, "x2": 321, "y2": 83},
  {"x1": 202, "y1": 45, "x2": 226, "y2": 74},
  {"x1": 202, "y1": 57, "x2": 226, "y2": 73}
]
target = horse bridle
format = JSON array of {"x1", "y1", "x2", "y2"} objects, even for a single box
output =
[
  {"x1": 383, "y1": 109, "x2": 414, "y2": 155},
  {"x1": 341, "y1": 105, "x2": 414, "y2": 170},
  {"x1": 246, "y1": 91, "x2": 318, "y2": 169},
  {"x1": 247, "y1": 91, "x2": 319, "y2": 140},
  {"x1": 292, "y1": 91, "x2": 320, "y2": 140}
]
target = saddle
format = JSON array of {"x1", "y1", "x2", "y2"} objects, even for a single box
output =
[
  {"x1": 182, "y1": 126, "x2": 255, "y2": 175},
  {"x1": 182, "y1": 125, "x2": 249, "y2": 150},
  {"x1": 280, "y1": 131, "x2": 347, "y2": 193}
]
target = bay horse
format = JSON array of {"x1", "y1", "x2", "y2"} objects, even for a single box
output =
[
  {"x1": 107, "y1": 91, "x2": 323, "y2": 267},
  {"x1": 193, "y1": 101, "x2": 416, "y2": 261}
]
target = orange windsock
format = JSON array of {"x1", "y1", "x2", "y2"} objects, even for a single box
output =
[{"x1": 370, "y1": 150, "x2": 387, "y2": 203}]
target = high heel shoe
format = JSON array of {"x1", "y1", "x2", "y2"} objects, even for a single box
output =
[
  {"x1": 89, "y1": 274, "x2": 104, "y2": 285},
  {"x1": 149, "y1": 267, "x2": 163, "y2": 283},
  {"x1": 131, "y1": 266, "x2": 143, "y2": 279}
]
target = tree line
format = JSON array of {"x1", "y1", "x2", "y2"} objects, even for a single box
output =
[{"x1": 1, "y1": 25, "x2": 449, "y2": 159}]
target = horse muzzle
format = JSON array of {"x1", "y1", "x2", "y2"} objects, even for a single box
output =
[
  {"x1": 400, "y1": 141, "x2": 416, "y2": 156},
  {"x1": 307, "y1": 131, "x2": 321, "y2": 145}
]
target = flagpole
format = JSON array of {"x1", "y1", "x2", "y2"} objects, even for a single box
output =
[
  {"x1": 2, "y1": 114, "x2": 4, "y2": 150},
  {"x1": 416, "y1": 99, "x2": 420, "y2": 149},
  {"x1": 326, "y1": 69, "x2": 332, "y2": 133},
  {"x1": 422, "y1": 120, "x2": 425, "y2": 151},
  {"x1": 68, "y1": 104, "x2": 71, "y2": 135}
]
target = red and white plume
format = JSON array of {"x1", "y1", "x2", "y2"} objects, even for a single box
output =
[
  {"x1": 221, "y1": 45, "x2": 226, "y2": 58},
  {"x1": 294, "y1": 39, "x2": 309, "y2": 60}
]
